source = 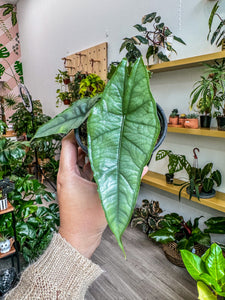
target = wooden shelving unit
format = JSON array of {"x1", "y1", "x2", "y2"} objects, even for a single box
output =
[
  {"x1": 0, "y1": 246, "x2": 16, "y2": 259},
  {"x1": 148, "y1": 51, "x2": 225, "y2": 73},
  {"x1": 167, "y1": 127, "x2": 225, "y2": 138},
  {"x1": 0, "y1": 201, "x2": 14, "y2": 215},
  {"x1": 142, "y1": 171, "x2": 225, "y2": 213}
]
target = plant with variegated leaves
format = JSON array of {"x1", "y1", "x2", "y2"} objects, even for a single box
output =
[
  {"x1": 34, "y1": 57, "x2": 160, "y2": 255},
  {"x1": 131, "y1": 199, "x2": 164, "y2": 235}
]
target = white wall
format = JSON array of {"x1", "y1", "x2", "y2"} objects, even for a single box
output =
[{"x1": 17, "y1": 0, "x2": 225, "y2": 232}]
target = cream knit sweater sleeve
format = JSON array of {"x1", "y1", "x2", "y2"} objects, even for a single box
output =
[{"x1": 5, "y1": 233, "x2": 103, "y2": 300}]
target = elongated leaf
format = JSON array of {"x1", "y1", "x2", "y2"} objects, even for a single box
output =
[
  {"x1": 201, "y1": 163, "x2": 213, "y2": 180},
  {"x1": 173, "y1": 36, "x2": 186, "y2": 45},
  {"x1": 205, "y1": 243, "x2": 225, "y2": 282},
  {"x1": 11, "y1": 11, "x2": 17, "y2": 26},
  {"x1": 133, "y1": 35, "x2": 148, "y2": 44},
  {"x1": 149, "y1": 227, "x2": 175, "y2": 244},
  {"x1": 133, "y1": 24, "x2": 147, "y2": 32},
  {"x1": 211, "y1": 21, "x2": 224, "y2": 45},
  {"x1": 0, "y1": 44, "x2": 10, "y2": 58},
  {"x1": 203, "y1": 178, "x2": 214, "y2": 193},
  {"x1": 212, "y1": 170, "x2": 222, "y2": 186},
  {"x1": 34, "y1": 95, "x2": 100, "y2": 138},
  {"x1": 180, "y1": 250, "x2": 206, "y2": 280},
  {"x1": 142, "y1": 12, "x2": 157, "y2": 24},
  {"x1": 208, "y1": 1, "x2": 219, "y2": 40},
  {"x1": 87, "y1": 57, "x2": 160, "y2": 254},
  {"x1": 199, "y1": 273, "x2": 222, "y2": 292},
  {"x1": 155, "y1": 150, "x2": 172, "y2": 160},
  {"x1": 157, "y1": 51, "x2": 170, "y2": 62},
  {"x1": 197, "y1": 281, "x2": 217, "y2": 300}
]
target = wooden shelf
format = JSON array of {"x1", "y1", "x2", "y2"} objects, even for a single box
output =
[
  {"x1": 2, "y1": 132, "x2": 17, "y2": 138},
  {"x1": 147, "y1": 51, "x2": 225, "y2": 73},
  {"x1": 0, "y1": 246, "x2": 16, "y2": 259},
  {"x1": 0, "y1": 201, "x2": 14, "y2": 215},
  {"x1": 142, "y1": 171, "x2": 225, "y2": 213},
  {"x1": 167, "y1": 127, "x2": 225, "y2": 138}
]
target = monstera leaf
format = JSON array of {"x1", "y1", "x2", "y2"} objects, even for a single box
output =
[
  {"x1": 87, "y1": 57, "x2": 160, "y2": 254},
  {"x1": 0, "y1": 64, "x2": 5, "y2": 77},
  {"x1": 0, "y1": 44, "x2": 10, "y2": 58},
  {"x1": 34, "y1": 95, "x2": 100, "y2": 138}
]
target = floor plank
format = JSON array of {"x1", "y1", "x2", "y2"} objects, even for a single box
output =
[{"x1": 86, "y1": 226, "x2": 197, "y2": 300}]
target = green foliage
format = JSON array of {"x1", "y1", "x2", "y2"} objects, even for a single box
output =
[
  {"x1": 120, "y1": 12, "x2": 185, "y2": 64},
  {"x1": 181, "y1": 244, "x2": 225, "y2": 299},
  {"x1": 150, "y1": 213, "x2": 211, "y2": 251},
  {"x1": 88, "y1": 58, "x2": 160, "y2": 254},
  {"x1": 0, "y1": 175, "x2": 59, "y2": 263},
  {"x1": 69, "y1": 71, "x2": 87, "y2": 102},
  {"x1": 207, "y1": 1, "x2": 224, "y2": 47},
  {"x1": 131, "y1": 199, "x2": 164, "y2": 234},
  {"x1": 204, "y1": 217, "x2": 225, "y2": 234},
  {"x1": 55, "y1": 69, "x2": 70, "y2": 84},
  {"x1": 186, "y1": 113, "x2": 199, "y2": 119},
  {"x1": 0, "y1": 120, "x2": 7, "y2": 135},
  {"x1": 0, "y1": 44, "x2": 10, "y2": 58},
  {"x1": 0, "y1": 4, "x2": 17, "y2": 26},
  {"x1": 190, "y1": 60, "x2": 225, "y2": 116},
  {"x1": 156, "y1": 149, "x2": 186, "y2": 175},
  {"x1": 170, "y1": 108, "x2": 179, "y2": 117},
  {"x1": 79, "y1": 74, "x2": 105, "y2": 98},
  {"x1": 34, "y1": 57, "x2": 160, "y2": 254}
]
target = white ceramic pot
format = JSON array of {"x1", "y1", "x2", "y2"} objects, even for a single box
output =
[
  {"x1": 0, "y1": 197, "x2": 7, "y2": 210},
  {"x1": 0, "y1": 239, "x2": 11, "y2": 254}
]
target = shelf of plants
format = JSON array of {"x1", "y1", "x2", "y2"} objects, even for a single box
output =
[
  {"x1": 167, "y1": 127, "x2": 225, "y2": 138},
  {"x1": 142, "y1": 171, "x2": 225, "y2": 213},
  {"x1": 148, "y1": 51, "x2": 225, "y2": 73}
]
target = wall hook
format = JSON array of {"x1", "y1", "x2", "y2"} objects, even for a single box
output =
[{"x1": 193, "y1": 147, "x2": 200, "y2": 159}]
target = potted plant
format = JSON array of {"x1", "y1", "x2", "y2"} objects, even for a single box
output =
[
  {"x1": 56, "y1": 90, "x2": 71, "y2": 106},
  {"x1": 131, "y1": 199, "x2": 164, "y2": 234},
  {"x1": 181, "y1": 243, "x2": 225, "y2": 299},
  {"x1": 0, "y1": 234, "x2": 12, "y2": 254},
  {"x1": 179, "y1": 114, "x2": 186, "y2": 127},
  {"x1": 0, "y1": 188, "x2": 7, "y2": 210},
  {"x1": 149, "y1": 213, "x2": 210, "y2": 267},
  {"x1": 155, "y1": 149, "x2": 186, "y2": 184},
  {"x1": 79, "y1": 73, "x2": 105, "y2": 98},
  {"x1": 34, "y1": 57, "x2": 161, "y2": 254},
  {"x1": 169, "y1": 109, "x2": 179, "y2": 125},
  {"x1": 208, "y1": 1, "x2": 225, "y2": 49},
  {"x1": 190, "y1": 60, "x2": 225, "y2": 128},
  {"x1": 120, "y1": 12, "x2": 186, "y2": 64},
  {"x1": 68, "y1": 71, "x2": 87, "y2": 103},
  {"x1": 184, "y1": 113, "x2": 199, "y2": 129},
  {"x1": 55, "y1": 69, "x2": 70, "y2": 85}
]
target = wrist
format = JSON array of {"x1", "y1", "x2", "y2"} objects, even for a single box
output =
[{"x1": 59, "y1": 227, "x2": 102, "y2": 258}]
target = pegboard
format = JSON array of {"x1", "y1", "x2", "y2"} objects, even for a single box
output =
[{"x1": 64, "y1": 42, "x2": 108, "y2": 82}]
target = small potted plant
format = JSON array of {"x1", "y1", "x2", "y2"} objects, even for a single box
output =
[
  {"x1": 0, "y1": 188, "x2": 7, "y2": 210},
  {"x1": 120, "y1": 11, "x2": 186, "y2": 64},
  {"x1": 0, "y1": 234, "x2": 12, "y2": 254},
  {"x1": 155, "y1": 149, "x2": 186, "y2": 184},
  {"x1": 169, "y1": 109, "x2": 179, "y2": 125},
  {"x1": 184, "y1": 113, "x2": 199, "y2": 129},
  {"x1": 56, "y1": 91, "x2": 71, "y2": 106},
  {"x1": 55, "y1": 69, "x2": 70, "y2": 85},
  {"x1": 179, "y1": 114, "x2": 186, "y2": 127},
  {"x1": 79, "y1": 73, "x2": 105, "y2": 98},
  {"x1": 0, "y1": 179, "x2": 15, "y2": 211}
]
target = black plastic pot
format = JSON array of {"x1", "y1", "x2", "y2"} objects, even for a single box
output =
[
  {"x1": 75, "y1": 103, "x2": 167, "y2": 157},
  {"x1": 217, "y1": 116, "x2": 225, "y2": 131},
  {"x1": 200, "y1": 115, "x2": 211, "y2": 128},
  {"x1": 165, "y1": 173, "x2": 174, "y2": 184}
]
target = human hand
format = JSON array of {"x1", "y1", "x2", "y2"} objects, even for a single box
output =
[{"x1": 58, "y1": 131, "x2": 149, "y2": 258}]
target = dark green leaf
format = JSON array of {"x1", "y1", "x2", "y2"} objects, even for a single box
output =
[
  {"x1": 149, "y1": 227, "x2": 176, "y2": 243},
  {"x1": 142, "y1": 12, "x2": 157, "y2": 24},
  {"x1": 164, "y1": 28, "x2": 172, "y2": 37},
  {"x1": 155, "y1": 16, "x2": 161, "y2": 23},
  {"x1": 34, "y1": 95, "x2": 100, "y2": 138},
  {"x1": 16, "y1": 222, "x2": 36, "y2": 239},
  {"x1": 14, "y1": 61, "x2": 23, "y2": 76},
  {"x1": 173, "y1": 36, "x2": 186, "y2": 45},
  {"x1": 11, "y1": 11, "x2": 17, "y2": 26},
  {"x1": 208, "y1": 1, "x2": 219, "y2": 40},
  {"x1": 87, "y1": 58, "x2": 160, "y2": 254},
  {"x1": 156, "y1": 150, "x2": 172, "y2": 161},
  {"x1": 211, "y1": 21, "x2": 224, "y2": 45},
  {"x1": 133, "y1": 35, "x2": 148, "y2": 44},
  {"x1": 0, "y1": 64, "x2": 5, "y2": 77},
  {"x1": 203, "y1": 178, "x2": 214, "y2": 193},
  {"x1": 157, "y1": 51, "x2": 170, "y2": 62},
  {"x1": 133, "y1": 24, "x2": 147, "y2": 32},
  {"x1": 201, "y1": 163, "x2": 213, "y2": 180},
  {"x1": 180, "y1": 250, "x2": 206, "y2": 280},
  {"x1": 212, "y1": 170, "x2": 222, "y2": 186}
]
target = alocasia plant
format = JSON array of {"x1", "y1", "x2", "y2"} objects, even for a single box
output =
[{"x1": 34, "y1": 57, "x2": 160, "y2": 254}]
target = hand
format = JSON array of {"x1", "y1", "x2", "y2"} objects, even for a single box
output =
[
  {"x1": 58, "y1": 131, "x2": 107, "y2": 258},
  {"x1": 57, "y1": 131, "x2": 149, "y2": 258}
]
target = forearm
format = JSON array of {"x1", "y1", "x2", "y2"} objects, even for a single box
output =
[{"x1": 5, "y1": 233, "x2": 103, "y2": 300}]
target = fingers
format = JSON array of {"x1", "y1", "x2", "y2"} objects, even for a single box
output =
[
  {"x1": 59, "y1": 131, "x2": 80, "y2": 174},
  {"x1": 141, "y1": 166, "x2": 149, "y2": 178}
]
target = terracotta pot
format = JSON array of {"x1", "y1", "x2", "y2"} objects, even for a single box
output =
[
  {"x1": 179, "y1": 118, "x2": 186, "y2": 127},
  {"x1": 63, "y1": 99, "x2": 71, "y2": 105},
  {"x1": 63, "y1": 78, "x2": 70, "y2": 85},
  {"x1": 184, "y1": 118, "x2": 199, "y2": 129},
  {"x1": 169, "y1": 116, "x2": 179, "y2": 125}
]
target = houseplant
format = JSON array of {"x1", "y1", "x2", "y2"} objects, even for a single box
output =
[
  {"x1": 68, "y1": 71, "x2": 87, "y2": 103},
  {"x1": 168, "y1": 109, "x2": 179, "y2": 125},
  {"x1": 149, "y1": 213, "x2": 210, "y2": 267},
  {"x1": 131, "y1": 199, "x2": 164, "y2": 234},
  {"x1": 0, "y1": 179, "x2": 14, "y2": 211},
  {"x1": 208, "y1": 1, "x2": 225, "y2": 49},
  {"x1": 79, "y1": 73, "x2": 105, "y2": 98},
  {"x1": 55, "y1": 69, "x2": 71, "y2": 106},
  {"x1": 0, "y1": 234, "x2": 11, "y2": 254},
  {"x1": 184, "y1": 113, "x2": 199, "y2": 129},
  {"x1": 155, "y1": 149, "x2": 186, "y2": 184},
  {"x1": 55, "y1": 69, "x2": 70, "y2": 85},
  {"x1": 120, "y1": 12, "x2": 186, "y2": 64},
  {"x1": 34, "y1": 57, "x2": 161, "y2": 254},
  {"x1": 181, "y1": 243, "x2": 225, "y2": 299},
  {"x1": 56, "y1": 90, "x2": 71, "y2": 106},
  {"x1": 179, "y1": 113, "x2": 186, "y2": 127}
]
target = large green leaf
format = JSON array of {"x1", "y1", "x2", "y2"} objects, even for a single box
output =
[
  {"x1": 180, "y1": 250, "x2": 206, "y2": 280},
  {"x1": 204, "y1": 243, "x2": 225, "y2": 282},
  {"x1": 149, "y1": 227, "x2": 176, "y2": 244},
  {"x1": 197, "y1": 281, "x2": 217, "y2": 300},
  {"x1": 34, "y1": 95, "x2": 100, "y2": 138},
  {"x1": 87, "y1": 57, "x2": 160, "y2": 254}
]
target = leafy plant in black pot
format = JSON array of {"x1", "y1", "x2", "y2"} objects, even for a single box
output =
[
  {"x1": 156, "y1": 149, "x2": 186, "y2": 184},
  {"x1": 131, "y1": 199, "x2": 164, "y2": 234},
  {"x1": 34, "y1": 57, "x2": 161, "y2": 255},
  {"x1": 120, "y1": 12, "x2": 185, "y2": 64}
]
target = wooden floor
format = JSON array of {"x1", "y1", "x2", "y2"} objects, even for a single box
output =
[{"x1": 86, "y1": 226, "x2": 197, "y2": 300}]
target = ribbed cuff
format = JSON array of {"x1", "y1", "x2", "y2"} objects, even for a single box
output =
[{"x1": 6, "y1": 233, "x2": 103, "y2": 300}]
